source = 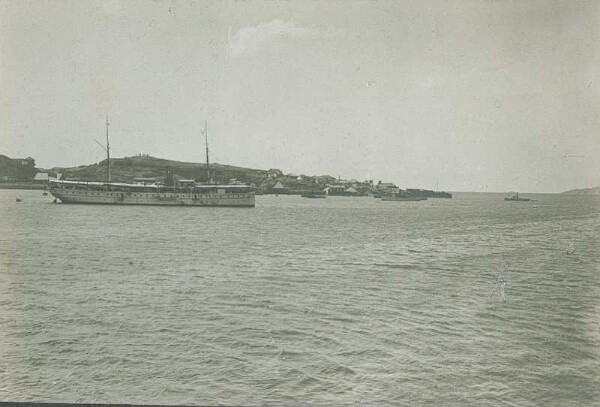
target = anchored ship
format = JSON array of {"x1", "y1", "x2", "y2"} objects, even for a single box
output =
[
  {"x1": 404, "y1": 188, "x2": 452, "y2": 199},
  {"x1": 49, "y1": 119, "x2": 255, "y2": 207},
  {"x1": 301, "y1": 191, "x2": 326, "y2": 198},
  {"x1": 381, "y1": 190, "x2": 427, "y2": 202},
  {"x1": 504, "y1": 192, "x2": 530, "y2": 202}
]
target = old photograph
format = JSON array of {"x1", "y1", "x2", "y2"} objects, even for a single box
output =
[{"x1": 1, "y1": 0, "x2": 599, "y2": 405}]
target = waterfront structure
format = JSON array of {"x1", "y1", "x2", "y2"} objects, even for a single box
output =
[
  {"x1": 324, "y1": 184, "x2": 346, "y2": 195},
  {"x1": 404, "y1": 188, "x2": 453, "y2": 199},
  {"x1": 270, "y1": 181, "x2": 289, "y2": 194},
  {"x1": 33, "y1": 172, "x2": 49, "y2": 183}
]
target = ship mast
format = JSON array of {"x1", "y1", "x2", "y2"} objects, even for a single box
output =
[
  {"x1": 205, "y1": 120, "x2": 210, "y2": 183},
  {"x1": 106, "y1": 116, "x2": 111, "y2": 182}
]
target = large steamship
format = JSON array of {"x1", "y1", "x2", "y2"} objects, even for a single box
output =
[{"x1": 49, "y1": 119, "x2": 255, "y2": 207}]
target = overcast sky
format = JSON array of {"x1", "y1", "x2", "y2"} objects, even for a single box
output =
[{"x1": 1, "y1": 0, "x2": 599, "y2": 192}]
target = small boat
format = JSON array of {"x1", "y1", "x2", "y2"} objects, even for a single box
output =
[
  {"x1": 42, "y1": 191, "x2": 48, "y2": 196},
  {"x1": 16, "y1": 198, "x2": 22, "y2": 202},
  {"x1": 504, "y1": 192, "x2": 531, "y2": 202}
]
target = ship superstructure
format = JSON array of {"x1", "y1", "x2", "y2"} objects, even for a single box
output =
[{"x1": 504, "y1": 192, "x2": 530, "y2": 202}]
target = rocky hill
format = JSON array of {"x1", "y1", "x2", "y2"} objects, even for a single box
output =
[
  {"x1": 0, "y1": 153, "x2": 343, "y2": 193},
  {"x1": 47, "y1": 155, "x2": 269, "y2": 185},
  {"x1": 561, "y1": 186, "x2": 600, "y2": 194},
  {"x1": 0, "y1": 155, "x2": 37, "y2": 181},
  {"x1": 45, "y1": 155, "x2": 338, "y2": 193},
  {"x1": 2, "y1": 153, "x2": 385, "y2": 195}
]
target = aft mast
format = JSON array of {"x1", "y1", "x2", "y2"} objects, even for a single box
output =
[{"x1": 205, "y1": 120, "x2": 210, "y2": 183}]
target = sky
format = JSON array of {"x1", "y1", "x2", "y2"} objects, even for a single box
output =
[{"x1": 1, "y1": 0, "x2": 599, "y2": 192}]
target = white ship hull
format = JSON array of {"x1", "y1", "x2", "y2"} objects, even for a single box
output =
[
  {"x1": 52, "y1": 190, "x2": 254, "y2": 207},
  {"x1": 49, "y1": 180, "x2": 255, "y2": 207}
]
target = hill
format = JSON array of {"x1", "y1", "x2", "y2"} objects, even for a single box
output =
[
  {"x1": 561, "y1": 186, "x2": 600, "y2": 195},
  {"x1": 44, "y1": 155, "x2": 339, "y2": 193},
  {"x1": 3, "y1": 153, "x2": 449, "y2": 196},
  {"x1": 0, "y1": 153, "x2": 344, "y2": 193},
  {"x1": 47, "y1": 155, "x2": 269, "y2": 185},
  {"x1": 0, "y1": 155, "x2": 37, "y2": 181}
]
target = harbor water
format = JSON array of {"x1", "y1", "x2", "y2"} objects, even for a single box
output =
[{"x1": 0, "y1": 190, "x2": 599, "y2": 405}]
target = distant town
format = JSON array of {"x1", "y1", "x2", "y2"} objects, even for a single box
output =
[{"x1": 1, "y1": 154, "x2": 597, "y2": 195}]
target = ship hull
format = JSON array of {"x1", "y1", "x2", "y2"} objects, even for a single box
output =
[{"x1": 51, "y1": 189, "x2": 255, "y2": 207}]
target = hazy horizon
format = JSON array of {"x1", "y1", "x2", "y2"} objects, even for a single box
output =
[
  {"x1": 11, "y1": 151, "x2": 590, "y2": 194},
  {"x1": 1, "y1": 0, "x2": 599, "y2": 193}
]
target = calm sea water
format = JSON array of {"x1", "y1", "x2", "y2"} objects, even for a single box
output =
[{"x1": 0, "y1": 190, "x2": 598, "y2": 405}]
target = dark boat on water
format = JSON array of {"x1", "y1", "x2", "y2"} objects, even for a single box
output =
[
  {"x1": 504, "y1": 192, "x2": 531, "y2": 202},
  {"x1": 404, "y1": 188, "x2": 452, "y2": 198},
  {"x1": 381, "y1": 191, "x2": 427, "y2": 202},
  {"x1": 301, "y1": 192, "x2": 326, "y2": 198}
]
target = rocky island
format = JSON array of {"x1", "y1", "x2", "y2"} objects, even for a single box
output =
[{"x1": 561, "y1": 186, "x2": 600, "y2": 195}]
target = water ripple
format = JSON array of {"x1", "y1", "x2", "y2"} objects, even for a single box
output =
[{"x1": 0, "y1": 191, "x2": 598, "y2": 405}]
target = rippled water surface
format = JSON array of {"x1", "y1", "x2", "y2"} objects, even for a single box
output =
[{"x1": 1, "y1": 190, "x2": 599, "y2": 405}]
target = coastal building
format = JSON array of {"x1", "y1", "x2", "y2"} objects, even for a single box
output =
[
  {"x1": 376, "y1": 182, "x2": 399, "y2": 194},
  {"x1": 271, "y1": 181, "x2": 288, "y2": 194},
  {"x1": 324, "y1": 184, "x2": 347, "y2": 195},
  {"x1": 33, "y1": 172, "x2": 49, "y2": 183},
  {"x1": 267, "y1": 169, "x2": 283, "y2": 179},
  {"x1": 20, "y1": 157, "x2": 35, "y2": 167},
  {"x1": 345, "y1": 186, "x2": 359, "y2": 195}
]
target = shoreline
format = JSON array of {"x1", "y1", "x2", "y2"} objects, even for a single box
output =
[{"x1": 0, "y1": 183, "x2": 45, "y2": 190}]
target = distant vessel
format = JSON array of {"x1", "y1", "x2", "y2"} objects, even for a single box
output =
[
  {"x1": 301, "y1": 192, "x2": 326, "y2": 198},
  {"x1": 15, "y1": 198, "x2": 22, "y2": 202},
  {"x1": 49, "y1": 119, "x2": 255, "y2": 207},
  {"x1": 375, "y1": 188, "x2": 450, "y2": 200},
  {"x1": 504, "y1": 192, "x2": 531, "y2": 202},
  {"x1": 404, "y1": 189, "x2": 452, "y2": 199}
]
